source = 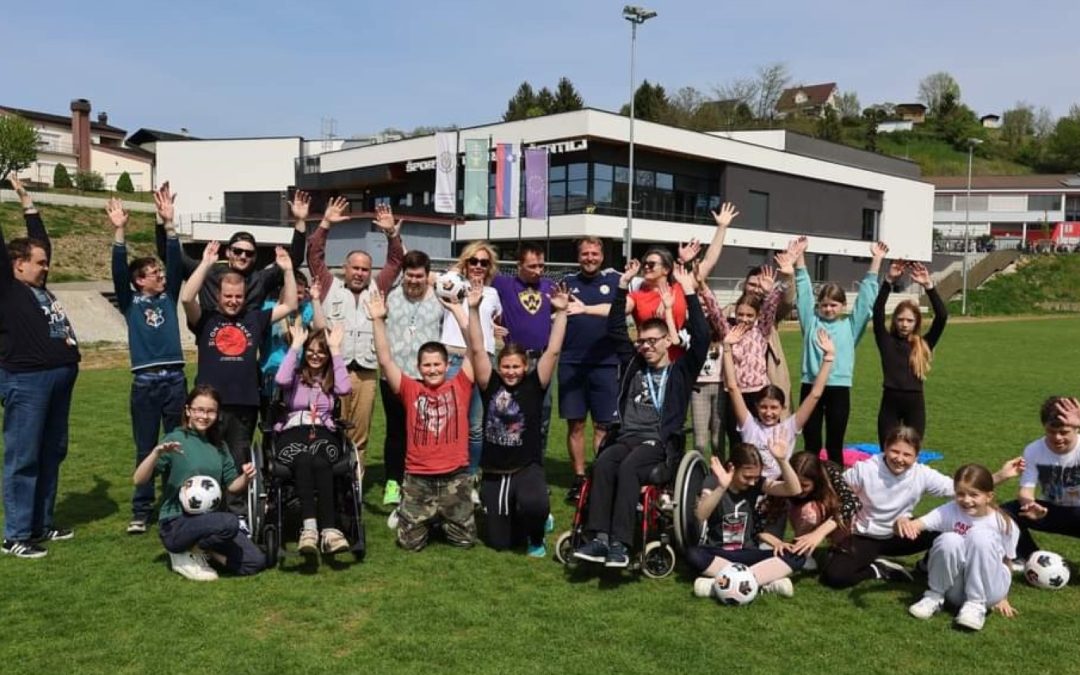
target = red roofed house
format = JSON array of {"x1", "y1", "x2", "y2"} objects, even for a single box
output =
[
  {"x1": 774, "y1": 82, "x2": 838, "y2": 119},
  {"x1": 0, "y1": 98, "x2": 154, "y2": 190}
]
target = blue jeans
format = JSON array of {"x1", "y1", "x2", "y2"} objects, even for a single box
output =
[
  {"x1": 1, "y1": 365, "x2": 79, "y2": 541},
  {"x1": 159, "y1": 512, "x2": 266, "y2": 576},
  {"x1": 130, "y1": 368, "x2": 187, "y2": 521},
  {"x1": 447, "y1": 353, "x2": 484, "y2": 475}
]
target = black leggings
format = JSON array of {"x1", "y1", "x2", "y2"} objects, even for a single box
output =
[
  {"x1": 480, "y1": 463, "x2": 550, "y2": 550},
  {"x1": 801, "y1": 384, "x2": 851, "y2": 465},
  {"x1": 877, "y1": 388, "x2": 926, "y2": 447},
  {"x1": 722, "y1": 389, "x2": 766, "y2": 457},
  {"x1": 276, "y1": 426, "x2": 341, "y2": 528},
  {"x1": 585, "y1": 436, "x2": 667, "y2": 546},
  {"x1": 380, "y1": 379, "x2": 406, "y2": 485},
  {"x1": 821, "y1": 532, "x2": 938, "y2": 588}
]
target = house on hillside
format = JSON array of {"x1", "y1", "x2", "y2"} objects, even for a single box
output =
[
  {"x1": 980, "y1": 114, "x2": 1002, "y2": 129},
  {"x1": 774, "y1": 83, "x2": 838, "y2": 119},
  {"x1": 0, "y1": 99, "x2": 154, "y2": 190},
  {"x1": 895, "y1": 103, "x2": 927, "y2": 124},
  {"x1": 127, "y1": 128, "x2": 198, "y2": 155}
]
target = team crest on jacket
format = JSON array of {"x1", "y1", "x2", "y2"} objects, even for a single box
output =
[
  {"x1": 518, "y1": 288, "x2": 542, "y2": 314},
  {"x1": 144, "y1": 306, "x2": 165, "y2": 328}
]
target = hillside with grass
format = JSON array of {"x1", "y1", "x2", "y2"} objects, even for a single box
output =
[
  {"x1": 953, "y1": 253, "x2": 1080, "y2": 315},
  {"x1": 0, "y1": 202, "x2": 158, "y2": 282}
]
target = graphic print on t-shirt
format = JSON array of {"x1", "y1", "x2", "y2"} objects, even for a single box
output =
[
  {"x1": 30, "y1": 286, "x2": 77, "y2": 345},
  {"x1": 721, "y1": 509, "x2": 750, "y2": 550},
  {"x1": 486, "y1": 388, "x2": 524, "y2": 447},
  {"x1": 1037, "y1": 463, "x2": 1080, "y2": 505},
  {"x1": 411, "y1": 388, "x2": 462, "y2": 447},
  {"x1": 210, "y1": 322, "x2": 253, "y2": 359},
  {"x1": 143, "y1": 305, "x2": 165, "y2": 328},
  {"x1": 518, "y1": 288, "x2": 543, "y2": 314}
]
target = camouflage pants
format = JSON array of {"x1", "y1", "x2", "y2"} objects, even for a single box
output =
[{"x1": 397, "y1": 469, "x2": 476, "y2": 551}]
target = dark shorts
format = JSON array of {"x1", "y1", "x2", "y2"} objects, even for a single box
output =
[{"x1": 557, "y1": 363, "x2": 619, "y2": 423}]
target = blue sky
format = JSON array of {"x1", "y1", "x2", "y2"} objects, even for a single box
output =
[{"x1": 3, "y1": 0, "x2": 1076, "y2": 139}]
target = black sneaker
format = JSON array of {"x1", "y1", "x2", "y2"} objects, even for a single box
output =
[
  {"x1": 605, "y1": 541, "x2": 630, "y2": 568},
  {"x1": 566, "y1": 475, "x2": 586, "y2": 504},
  {"x1": 871, "y1": 557, "x2": 914, "y2": 582},
  {"x1": 573, "y1": 538, "x2": 609, "y2": 564},
  {"x1": 2, "y1": 539, "x2": 48, "y2": 559},
  {"x1": 32, "y1": 527, "x2": 73, "y2": 543}
]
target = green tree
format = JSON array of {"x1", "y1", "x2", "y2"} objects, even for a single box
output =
[
  {"x1": 815, "y1": 106, "x2": 842, "y2": 142},
  {"x1": 74, "y1": 170, "x2": 105, "y2": 191},
  {"x1": 115, "y1": 171, "x2": 134, "y2": 193},
  {"x1": 534, "y1": 87, "x2": 556, "y2": 117},
  {"x1": 551, "y1": 77, "x2": 584, "y2": 113},
  {"x1": 1001, "y1": 103, "x2": 1035, "y2": 151},
  {"x1": 53, "y1": 163, "x2": 73, "y2": 188},
  {"x1": 934, "y1": 92, "x2": 982, "y2": 150},
  {"x1": 862, "y1": 106, "x2": 888, "y2": 152},
  {"x1": 0, "y1": 113, "x2": 39, "y2": 178},
  {"x1": 917, "y1": 71, "x2": 961, "y2": 116},
  {"x1": 1044, "y1": 116, "x2": 1080, "y2": 172},
  {"x1": 836, "y1": 91, "x2": 861, "y2": 120},
  {"x1": 503, "y1": 82, "x2": 537, "y2": 121},
  {"x1": 622, "y1": 80, "x2": 670, "y2": 123}
]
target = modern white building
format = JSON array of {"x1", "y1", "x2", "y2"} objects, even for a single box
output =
[{"x1": 930, "y1": 174, "x2": 1080, "y2": 250}]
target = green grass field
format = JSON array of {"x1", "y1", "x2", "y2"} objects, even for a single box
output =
[{"x1": 2, "y1": 319, "x2": 1080, "y2": 674}]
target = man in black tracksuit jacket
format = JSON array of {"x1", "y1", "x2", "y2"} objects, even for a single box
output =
[{"x1": 573, "y1": 261, "x2": 708, "y2": 568}]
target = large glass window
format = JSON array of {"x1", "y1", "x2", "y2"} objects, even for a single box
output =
[
  {"x1": 593, "y1": 163, "x2": 613, "y2": 205},
  {"x1": 656, "y1": 172, "x2": 674, "y2": 191},
  {"x1": 568, "y1": 163, "x2": 588, "y2": 181},
  {"x1": 934, "y1": 195, "x2": 953, "y2": 211},
  {"x1": 1028, "y1": 194, "x2": 1062, "y2": 211},
  {"x1": 862, "y1": 209, "x2": 879, "y2": 241},
  {"x1": 954, "y1": 195, "x2": 988, "y2": 212},
  {"x1": 549, "y1": 181, "x2": 567, "y2": 216},
  {"x1": 1066, "y1": 195, "x2": 1080, "y2": 221}
]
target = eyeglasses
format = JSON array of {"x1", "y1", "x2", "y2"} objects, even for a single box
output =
[
  {"x1": 307, "y1": 350, "x2": 328, "y2": 358},
  {"x1": 642, "y1": 260, "x2": 661, "y2": 270},
  {"x1": 633, "y1": 336, "x2": 666, "y2": 348},
  {"x1": 139, "y1": 269, "x2": 164, "y2": 279},
  {"x1": 187, "y1": 406, "x2": 218, "y2": 417},
  {"x1": 229, "y1": 247, "x2": 256, "y2": 259},
  {"x1": 467, "y1": 257, "x2": 491, "y2": 268}
]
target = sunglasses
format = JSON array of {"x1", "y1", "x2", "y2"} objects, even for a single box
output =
[
  {"x1": 229, "y1": 247, "x2": 256, "y2": 259},
  {"x1": 634, "y1": 336, "x2": 666, "y2": 348},
  {"x1": 467, "y1": 257, "x2": 491, "y2": 268},
  {"x1": 642, "y1": 260, "x2": 662, "y2": 270}
]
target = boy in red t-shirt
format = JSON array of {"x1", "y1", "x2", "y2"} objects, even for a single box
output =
[{"x1": 370, "y1": 288, "x2": 476, "y2": 551}]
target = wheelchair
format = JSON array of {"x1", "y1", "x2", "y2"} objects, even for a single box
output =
[
  {"x1": 248, "y1": 398, "x2": 366, "y2": 567},
  {"x1": 553, "y1": 429, "x2": 709, "y2": 579}
]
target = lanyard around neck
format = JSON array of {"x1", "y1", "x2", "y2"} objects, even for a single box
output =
[{"x1": 644, "y1": 366, "x2": 670, "y2": 412}]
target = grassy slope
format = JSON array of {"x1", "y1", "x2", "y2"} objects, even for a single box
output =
[
  {"x1": 0, "y1": 202, "x2": 158, "y2": 282},
  {"x1": 953, "y1": 254, "x2": 1080, "y2": 315},
  {"x1": 2, "y1": 320, "x2": 1080, "y2": 674}
]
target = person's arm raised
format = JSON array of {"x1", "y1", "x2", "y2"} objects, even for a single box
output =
[
  {"x1": 107, "y1": 198, "x2": 134, "y2": 313},
  {"x1": 180, "y1": 241, "x2": 220, "y2": 327},
  {"x1": 308, "y1": 281, "x2": 327, "y2": 331},
  {"x1": 912, "y1": 262, "x2": 948, "y2": 348},
  {"x1": 270, "y1": 246, "x2": 298, "y2": 322},
  {"x1": 463, "y1": 282, "x2": 492, "y2": 390},
  {"x1": 371, "y1": 204, "x2": 405, "y2": 294},
  {"x1": 537, "y1": 283, "x2": 569, "y2": 388},
  {"x1": 794, "y1": 329, "x2": 835, "y2": 430},
  {"x1": 697, "y1": 201, "x2": 738, "y2": 280},
  {"x1": 695, "y1": 456, "x2": 732, "y2": 523},
  {"x1": 367, "y1": 287, "x2": 402, "y2": 394},
  {"x1": 308, "y1": 195, "x2": 349, "y2": 293},
  {"x1": 721, "y1": 323, "x2": 751, "y2": 429}
]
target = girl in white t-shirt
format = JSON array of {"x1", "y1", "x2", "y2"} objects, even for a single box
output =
[
  {"x1": 904, "y1": 463, "x2": 1019, "y2": 631},
  {"x1": 722, "y1": 325, "x2": 834, "y2": 479}
]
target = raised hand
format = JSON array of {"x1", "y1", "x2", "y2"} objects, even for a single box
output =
[
  {"x1": 672, "y1": 262, "x2": 697, "y2": 292},
  {"x1": 288, "y1": 317, "x2": 308, "y2": 349},
  {"x1": 870, "y1": 240, "x2": 889, "y2": 260},
  {"x1": 711, "y1": 202, "x2": 739, "y2": 228},
  {"x1": 365, "y1": 286, "x2": 388, "y2": 320},
  {"x1": 201, "y1": 241, "x2": 221, "y2": 265},
  {"x1": 154, "y1": 182, "x2": 176, "y2": 224},
  {"x1": 6, "y1": 172, "x2": 32, "y2": 209},
  {"x1": 886, "y1": 259, "x2": 906, "y2": 283},
  {"x1": 773, "y1": 249, "x2": 795, "y2": 276},
  {"x1": 309, "y1": 280, "x2": 321, "y2": 303},
  {"x1": 678, "y1": 238, "x2": 702, "y2": 264},
  {"x1": 289, "y1": 190, "x2": 311, "y2": 221},
  {"x1": 373, "y1": 203, "x2": 402, "y2": 234},
  {"x1": 815, "y1": 328, "x2": 836, "y2": 358},
  {"x1": 619, "y1": 259, "x2": 641, "y2": 286},
  {"x1": 549, "y1": 282, "x2": 570, "y2": 312},
  {"x1": 710, "y1": 455, "x2": 733, "y2": 489},
  {"x1": 758, "y1": 265, "x2": 777, "y2": 293},
  {"x1": 275, "y1": 245, "x2": 293, "y2": 272},
  {"x1": 788, "y1": 236, "x2": 809, "y2": 258},
  {"x1": 323, "y1": 196, "x2": 350, "y2": 226},
  {"x1": 1055, "y1": 397, "x2": 1080, "y2": 428},
  {"x1": 909, "y1": 262, "x2": 933, "y2": 288},
  {"x1": 767, "y1": 429, "x2": 789, "y2": 462},
  {"x1": 326, "y1": 322, "x2": 345, "y2": 352},
  {"x1": 723, "y1": 321, "x2": 750, "y2": 347},
  {"x1": 106, "y1": 197, "x2": 129, "y2": 229},
  {"x1": 657, "y1": 280, "x2": 674, "y2": 312},
  {"x1": 465, "y1": 279, "x2": 484, "y2": 309}
]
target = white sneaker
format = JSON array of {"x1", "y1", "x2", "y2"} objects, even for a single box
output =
[
  {"x1": 908, "y1": 593, "x2": 944, "y2": 620},
  {"x1": 761, "y1": 578, "x2": 794, "y2": 598},
  {"x1": 386, "y1": 508, "x2": 400, "y2": 530},
  {"x1": 955, "y1": 601, "x2": 987, "y2": 631},
  {"x1": 169, "y1": 550, "x2": 218, "y2": 581},
  {"x1": 1008, "y1": 558, "x2": 1026, "y2": 574},
  {"x1": 693, "y1": 576, "x2": 715, "y2": 599}
]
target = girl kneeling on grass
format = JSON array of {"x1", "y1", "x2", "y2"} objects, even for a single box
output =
[
  {"x1": 822, "y1": 425, "x2": 1024, "y2": 589},
  {"x1": 273, "y1": 321, "x2": 352, "y2": 556},
  {"x1": 133, "y1": 384, "x2": 265, "y2": 581},
  {"x1": 760, "y1": 451, "x2": 860, "y2": 571},
  {"x1": 689, "y1": 438, "x2": 804, "y2": 599},
  {"x1": 904, "y1": 464, "x2": 1019, "y2": 631}
]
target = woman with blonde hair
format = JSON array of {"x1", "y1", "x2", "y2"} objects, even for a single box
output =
[{"x1": 873, "y1": 259, "x2": 947, "y2": 447}]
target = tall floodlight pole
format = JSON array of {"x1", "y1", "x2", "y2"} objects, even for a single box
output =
[
  {"x1": 961, "y1": 137, "x2": 983, "y2": 315},
  {"x1": 622, "y1": 5, "x2": 657, "y2": 261}
]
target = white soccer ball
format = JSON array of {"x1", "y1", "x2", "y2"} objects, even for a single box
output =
[
  {"x1": 179, "y1": 475, "x2": 222, "y2": 515},
  {"x1": 1024, "y1": 550, "x2": 1070, "y2": 590},
  {"x1": 435, "y1": 270, "x2": 469, "y2": 303},
  {"x1": 711, "y1": 563, "x2": 760, "y2": 606}
]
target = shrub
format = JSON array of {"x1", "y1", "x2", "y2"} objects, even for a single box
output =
[
  {"x1": 74, "y1": 170, "x2": 105, "y2": 191},
  {"x1": 115, "y1": 171, "x2": 134, "y2": 193},
  {"x1": 53, "y1": 163, "x2": 73, "y2": 188}
]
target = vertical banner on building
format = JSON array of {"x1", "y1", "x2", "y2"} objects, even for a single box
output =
[
  {"x1": 433, "y1": 131, "x2": 457, "y2": 214},
  {"x1": 494, "y1": 142, "x2": 519, "y2": 218},
  {"x1": 463, "y1": 138, "x2": 489, "y2": 216},
  {"x1": 524, "y1": 147, "x2": 549, "y2": 220}
]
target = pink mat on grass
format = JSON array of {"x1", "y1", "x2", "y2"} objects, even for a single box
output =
[{"x1": 817, "y1": 448, "x2": 873, "y2": 467}]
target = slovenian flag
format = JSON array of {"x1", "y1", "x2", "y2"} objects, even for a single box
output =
[{"x1": 494, "y1": 142, "x2": 519, "y2": 218}]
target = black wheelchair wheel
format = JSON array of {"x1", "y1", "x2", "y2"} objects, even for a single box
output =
[
  {"x1": 554, "y1": 531, "x2": 577, "y2": 566},
  {"x1": 641, "y1": 541, "x2": 676, "y2": 579},
  {"x1": 673, "y1": 450, "x2": 707, "y2": 553},
  {"x1": 264, "y1": 524, "x2": 279, "y2": 568}
]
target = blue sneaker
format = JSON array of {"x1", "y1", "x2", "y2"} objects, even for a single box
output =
[
  {"x1": 526, "y1": 539, "x2": 547, "y2": 558},
  {"x1": 545, "y1": 513, "x2": 555, "y2": 534},
  {"x1": 605, "y1": 541, "x2": 630, "y2": 568},
  {"x1": 573, "y1": 538, "x2": 608, "y2": 563}
]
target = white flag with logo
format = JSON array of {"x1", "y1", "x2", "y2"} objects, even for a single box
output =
[{"x1": 434, "y1": 132, "x2": 457, "y2": 214}]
